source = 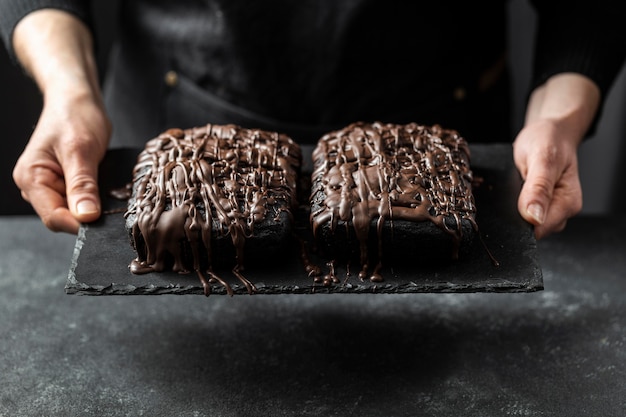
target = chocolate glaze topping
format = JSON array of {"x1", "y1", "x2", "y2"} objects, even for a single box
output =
[
  {"x1": 125, "y1": 124, "x2": 301, "y2": 295},
  {"x1": 310, "y1": 121, "x2": 477, "y2": 283}
]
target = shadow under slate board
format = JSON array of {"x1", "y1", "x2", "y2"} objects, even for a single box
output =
[{"x1": 66, "y1": 143, "x2": 543, "y2": 296}]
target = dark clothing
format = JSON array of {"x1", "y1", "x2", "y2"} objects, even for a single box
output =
[{"x1": 1, "y1": 0, "x2": 624, "y2": 145}]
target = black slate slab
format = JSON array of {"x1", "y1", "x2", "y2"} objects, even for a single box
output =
[{"x1": 66, "y1": 143, "x2": 542, "y2": 295}]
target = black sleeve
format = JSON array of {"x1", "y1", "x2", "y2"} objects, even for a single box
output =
[
  {"x1": 529, "y1": 0, "x2": 626, "y2": 99},
  {"x1": 0, "y1": 0, "x2": 93, "y2": 61}
]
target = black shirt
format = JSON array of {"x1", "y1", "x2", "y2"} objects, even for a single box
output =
[{"x1": 1, "y1": 0, "x2": 624, "y2": 144}]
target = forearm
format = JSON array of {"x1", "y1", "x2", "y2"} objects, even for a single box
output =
[
  {"x1": 11, "y1": 8, "x2": 110, "y2": 233},
  {"x1": 524, "y1": 72, "x2": 600, "y2": 143},
  {"x1": 13, "y1": 8, "x2": 101, "y2": 103}
]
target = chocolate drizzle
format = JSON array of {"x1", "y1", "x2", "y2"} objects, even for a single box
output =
[
  {"x1": 125, "y1": 124, "x2": 301, "y2": 295},
  {"x1": 310, "y1": 121, "x2": 477, "y2": 283}
]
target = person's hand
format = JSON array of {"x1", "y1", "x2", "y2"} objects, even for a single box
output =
[
  {"x1": 13, "y1": 92, "x2": 111, "y2": 233},
  {"x1": 513, "y1": 119, "x2": 582, "y2": 239},
  {"x1": 512, "y1": 73, "x2": 600, "y2": 239},
  {"x1": 11, "y1": 9, "x2": 111, "y2": 233}
]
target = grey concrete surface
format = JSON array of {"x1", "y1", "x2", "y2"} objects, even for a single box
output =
[{"x1": 1, "y1": 215, "x2": 624, "y2": 417}]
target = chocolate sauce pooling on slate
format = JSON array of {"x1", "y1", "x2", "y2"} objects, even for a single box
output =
[
  {"x1": 310, "y1": 121, "x2": 477, "y2": 283},
  {"x1": 125, "y1": 124, "x2": 301, "y2": 295}
]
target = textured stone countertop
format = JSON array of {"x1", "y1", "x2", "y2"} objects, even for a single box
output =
[{"x1": 0, "y1": 215, "x2": 624, "y2": 417}]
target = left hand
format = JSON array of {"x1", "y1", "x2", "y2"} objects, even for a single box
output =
[
  {"x1": 513, "y1": 118, "x2": 582, "y2": 239},
  {"x1": 513, "y1": 73, "x2": 600, "y2": 239}
]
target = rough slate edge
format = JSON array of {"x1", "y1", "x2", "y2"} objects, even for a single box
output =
[{"x1": 66, "y1": 143, "x2": 543, "y2": 296}]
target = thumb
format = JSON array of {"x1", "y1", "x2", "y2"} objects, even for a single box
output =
[
  {"x1": 64, "y1": 152, "x2": 102, "y2": 223},
  {"x1": 517, "y1": 163, "x2": 555, "y2": 228}
]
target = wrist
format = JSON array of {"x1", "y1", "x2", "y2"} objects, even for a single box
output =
[
  {"x1": 14, "y1": 9, "x2": 101, "y2": 103},
  {"x1": 525, "y1": 73, "x2": 600, "y2": 143},
  {"x1": 44, "y1": 80, "x2": 103, "y2": 109}
]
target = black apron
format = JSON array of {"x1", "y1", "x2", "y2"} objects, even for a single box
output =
[{"x1": 104, "y1": 0, "x2": 511, "y2": 148}]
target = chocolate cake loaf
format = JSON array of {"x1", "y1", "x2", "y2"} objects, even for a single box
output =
[
  {"x1": 125, "y1": 124, "x2": 302, "y2": 295},
  {"x1": 310, "y1": 122, "x2": 477, "y2": 283}
]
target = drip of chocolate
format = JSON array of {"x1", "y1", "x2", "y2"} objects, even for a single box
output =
[
  {"x1": 310, "y1": 121, "x2": 477, "y2": 282},
  {"x1": 125, "y1": 124, "x2": 301, "y2": 295}
]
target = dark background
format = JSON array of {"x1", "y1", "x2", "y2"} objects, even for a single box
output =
[
  {"x1": 0, "y1": 3, "x2": 624, "y2": 416},
  {"x1": 1, "y1": 0, "x2": 624, "y2": 215}
]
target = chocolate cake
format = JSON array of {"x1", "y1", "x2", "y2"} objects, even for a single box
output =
[
  {"x1": 309, "y1": 121, "x2": 477, "y2": 284},
  {"x1": 125, "y1": 124, "x2": 302, "y2": 295}
]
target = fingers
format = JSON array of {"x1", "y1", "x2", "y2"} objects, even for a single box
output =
[
  {"x1": 518, "y1": 175, "x2": 581, "y2": 240},
  {"x1": 533, "y1": 168, "x2": 582, "y2": 239},
  {"x1": 515, "y1": 140, "x2": 582, "y2": 240},
  {"x1": 15, "y1": 157, "x2": 101, "y2": 234},
  {"x1": 13, "y1": 89, "x2": 112, "y2": 233},
  {"x1": 14, "y1": 160, "x2": 81, "y2": 233},
  {"x1": 62, "y1": 147, "x2": 102, "y2": 224},
  {"x1": 13, "y1": 125, "x2": 107, "y2": 234},
  {"x1": 31, "y1": 194, "x2": 82, "y2": 234},
  {"x1": 516, "y1": 147, "x2": 554, "y2": 225}
]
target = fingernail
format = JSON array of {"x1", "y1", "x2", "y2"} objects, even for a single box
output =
[
  {"x1": 77, "y1": 200, "x2": 99, "y2": 215},
  {"x1": 527, "y1": 203, "x2": 545, "y2": 224}
]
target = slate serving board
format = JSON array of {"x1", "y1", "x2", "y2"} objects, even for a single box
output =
[{"x1": 66, "y1": 144, "x2": 543, "y2": 295}]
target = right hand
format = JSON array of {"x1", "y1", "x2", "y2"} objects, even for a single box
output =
[
  {"x1": 11, "y1": 9, "x2": 111, "y2": 234},
  {"x1": 13, "y1": 92, "x2": 111, "y2": 234}
]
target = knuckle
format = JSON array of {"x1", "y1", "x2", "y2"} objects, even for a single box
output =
[
  {"x1": 62, "y1": 133, "x2": 93, "y2": 156},
  {"x1": 12, "y1": 168, "x2": 24, "y2": 189},
  {"x1": 540, "y1": 144, "x2": 559, "y2": 163},
  {"x1": 14, "y1": 163, "x2": 57, "y2": 190},
  {"x1": 40, "y1": 208, "x2": 78, "y2": 234},
  {"x1": 554, "y1": 220, "x2": 568, "y2": 233},
  {"x1": 67, "y1": 174, "x2": 99, "y2": 195},
  {"x1": 527, "y1": 177, "x2": 554, "y2": 200},
  {"x1": 566, "y1": 194, "x2": 583, "y2": 217},
  {"x1": 41, "y1": 215, "x2": 63, "y2": 233},
  {"x1": 12, "y1": 159, "x2": 29, "y2": 188}
]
